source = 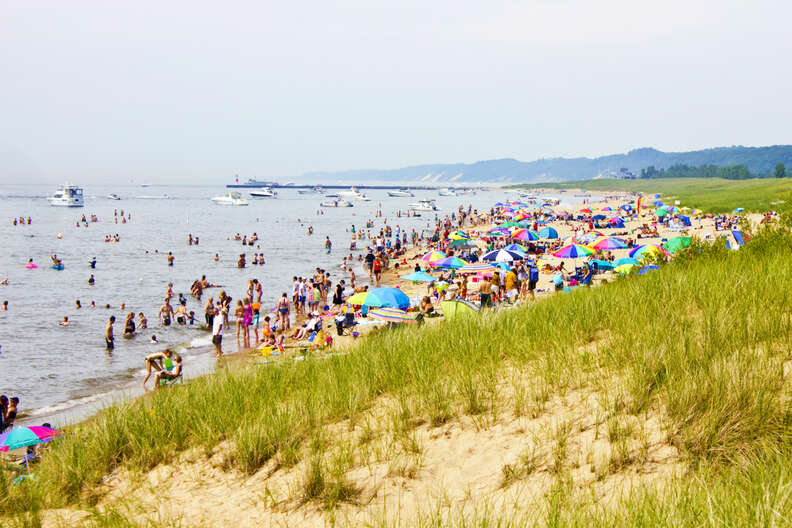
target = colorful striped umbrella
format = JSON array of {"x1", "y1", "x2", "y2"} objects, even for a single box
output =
[
  {"x1": 431, "y1": 256, "x2": 467, "y2": 269},
  {"x1": 503, "y1": 243, "x2": 528, "y2": 254},
  {"x1": 346, "y1": 287, "x2": 411, "y2": 309},
  {"x1": 591, "y1": 237, "x2": 628, "y2": 250},
  {"x1": 422, "y1": 251, "x2": 446, "y2": 263},
  {"x1": 459, "y1": 262, "x2": 497, "y2": 273},
  {"x1": 553, "y1": 244, "x2": 594, "y2": 259},
  {"x1": 629, "y1": 244, "x2": 668, "y2": 259},
  {"x1": 368, "y1": 307, "x2": 417, "y2": 324},
  {"x1": 601, "y1": 206, "x2": 614, "y2": 211},
  {"x1": 482, "y1": 249, "x2": 524, "y2": 262},
  {"x1": 510, "y1": 228, "x2": 539, "y2": 241},
  {"x1": 0, "y1": 426, "x2": 61, "y2": 452},
  {"x1": 580, "y1": 208, "x2": 593, "y2": 214}
]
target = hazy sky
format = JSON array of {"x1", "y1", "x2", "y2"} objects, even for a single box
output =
[{"x1": 1, "y1": 0, "x2": 791, "y2": 183}]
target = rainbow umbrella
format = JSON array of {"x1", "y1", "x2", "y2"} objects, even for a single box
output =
[
  {"x1": 591, "y1": 237, "x2": 628, "y2": 250},
  {"x1": 459, "y1": 262, "x2": 497, "y2": 273},
  {"x1": 601, "y1": 206, "x2": 614, "y2": 211},
  {"x1": 346, "y1": 287, "x2": 410, "y2": 309},
  {"x1": 431, "y1": 256, "x2": 467, "y2": 269},
  {"x1": 503, "y1": 243, "x2": 528, "y2": 254},
  {"x1": 511, "y1": 228, "x2": 539, "y2": 242},
  {"x1": 368, "y1": 307, "x2": 417, "y2": 324},
  {"x1": 629, "y1": 244, "x2": 668, "y2": 259},
  {"x1": 0, "y1": 426, "x2": 61, "y2": 452},
  {"x1": 422, "y1": 251, "x2": 446, "y2": 263},
  {"x1": 577, "y1": 232, "x2": 600, "y2": 244},
  {"x1": 553, "y1": 244, "x2": 594, "y2": 259}
]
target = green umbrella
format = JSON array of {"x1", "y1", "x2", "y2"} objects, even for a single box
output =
[
  {"x1": 663, "y1": 236, "x2": 691, "y2": 254},
  {"x1": 655, "y1": 207, "x2": 669, "y2": 217}
]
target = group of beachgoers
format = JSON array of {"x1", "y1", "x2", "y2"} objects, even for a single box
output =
[{"x1": 11, "y1": 217, "x2": 31, "y2": 226}]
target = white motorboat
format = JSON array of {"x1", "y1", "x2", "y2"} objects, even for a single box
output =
[
  {"x1": 408, "y1": 199, "x2": 439, "y2": 212},
  {"x1": 338, "y1": 187, "x2": 370, "y2": 201},
  {"x1": 320, "y1": 199, "x2": 353, "y2": 208},
  {"x1": 387, "y1": 189, "x2": 414, "y2": 197},
  {"x1": 298, "y1": 186, "x2": 323, "y2": 195},
  {"x1": 324, "y1": 192, "x2": 339, "y2": 198},
  {"x1": 211, "y1": 191, "x2": 249, "y2": 206},
  {"x1": 438, "y1": 189, "x2": 457, "y2": 197},
  {"x1": 107, "y1": 193, "x2": 121, "y2": 200},
  {"x1": 48, "y1": 184, "x2": 84, "y2": 207},
  {"x1": 249, "y1": 187, "x2": 277, "y2": 198}
]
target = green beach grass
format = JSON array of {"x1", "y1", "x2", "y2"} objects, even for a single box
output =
[
  {"x1": 4, "y1": 192, "x2": 792, "y2": 526},
  {"x1": 519, "y1": 177, "x2": 792, "y2": 213}
]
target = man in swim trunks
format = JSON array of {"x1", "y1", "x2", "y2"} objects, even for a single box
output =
[
  {"x1": 159, "y1": 298, "x2": 174, "y2": 326},
  {"x1": 212, "y1": 314, "x2": 224, "y2": 357},
  {"x1": 167, "y1": 252, "x2": 174, "y2": 266},
  {"x1": 106, "y1": 316, "x2": 115, "y2": 349}
]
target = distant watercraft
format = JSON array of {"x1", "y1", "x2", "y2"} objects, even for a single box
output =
[
  {"x1": 107, "y1": 193, "x2": 121, "y2": 201},
  {"x1": 211, "y1": 192, "x2": 249, "y2": 206},
  {"x1": 387, "y1": 189, "x2": 414, "y2": 197},
  {"x1": 48, "y1": 184, "x2": 84, "y2": 207},
  {"x1": 140, "y1": 183, "x2": 152, "y2": 188},
  {"x1": 438, "y1": 189, "x2": 457, "y2": 197},
  {"x1": 249, "y1": 187, "x2": 277, "y2": 198},
  {"x1": 320, "y1": 199, "x2": 353, "y2": 208},
  {"x1": 408, "y1": 199, "x2": 439, "y2": 212},
  {"x1": 338, "y1": 187, "x2": 371, "y2": 201},
  {"x1": 298, "y1": 186, "x2": 324, "y2": 195},
  {"x1": 324, "y1": 192, "x2": 340, "y2": 198}
]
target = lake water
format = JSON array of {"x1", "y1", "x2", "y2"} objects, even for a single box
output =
[{"x1": 0, "y1": 183, "x2": 577, "y2": 425}]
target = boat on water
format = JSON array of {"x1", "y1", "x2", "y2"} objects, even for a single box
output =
[
  {"x1": 47, "y1": 184, "x2": 84, "y2": 207},
  {"x1": 438, "y1": 189, "x2": 457, "y2": 197},
  {"x1": 408, "y1": 199, "x2": 440, "y2": 212},
  {"x1": 518, "y1": 191, "x2": 537, "y2": 199},
  {"x1": 324, "y1": 192, "x2": 339, "y2": 198},
  {"x1": 226, "y1": 178, "x2": 279, "y2": 188},
  {"x1": 338, "y1": 187, "x2": 371, "y2": 201},
  {"x1": 249, "y1": 187, "x2": 277, "y2": 198},
  {"x1": 140, "y1": 183, "x2": 152, "y2": 187},
  {"x1": 320, "y1": 199, "x2": 353, "y2": 208},
  {"x1": 211, "y1": 192, "x2": 249, "y2": 206},
  {"x1": 387, "y1": 189, "x2": 414, "y2": 197},
  {"x1": 297, "y1": 186, "x2": 324, "y2": 195},
  {"x1": 107, "y1": 193, "x2": 121, "y2": 200}
]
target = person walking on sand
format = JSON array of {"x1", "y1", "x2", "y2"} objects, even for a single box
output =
[
  {"x1": 105, "y1": 316, "x2": 115, "y2": 349},
  {"x1": 212, "y1": 311, "x2": 224, "y2": 357}
]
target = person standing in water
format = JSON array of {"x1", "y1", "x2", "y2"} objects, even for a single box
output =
[
  {"x1": 105, "y1": 316, "x2": 115, "y2": 349},
  {"x1": 167, "y1": 252, "x2": 174, "y2": 266},
  {"x1": 158, "y1": 298, "x2": 174, "y2": 326},
  {"x1": 211, "y1": 313, "x2": 224, "y2": 357},
  {"x1": 325, "y1": 236, "x2": 332, "y2": 254}
]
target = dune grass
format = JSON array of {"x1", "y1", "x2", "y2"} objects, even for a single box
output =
[
  {"x1": 5, "y1": 220, "x2": 792, "y2": 525},
  {"x1": 519, "y1": 177, "x2": 792, "y2": 213}
]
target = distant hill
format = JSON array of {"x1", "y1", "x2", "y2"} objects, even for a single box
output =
[{"x1": 300, "y1": 145, "x2": 792, "y2": 184}]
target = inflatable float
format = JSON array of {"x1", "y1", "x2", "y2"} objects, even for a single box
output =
[
  {"x1": 25, "y1": 264, "x2": 38, "y2": 269},
  {"x1": 52, "y1": 265, "x2": 64, "y2": 270}
]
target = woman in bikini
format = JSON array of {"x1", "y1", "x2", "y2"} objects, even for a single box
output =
[
  {"x1": 277, "y1": 293, "x2": 290, "y2": 330},
  {"x1": 234, "y1": 300, "x2": 245, "y2": 342}
]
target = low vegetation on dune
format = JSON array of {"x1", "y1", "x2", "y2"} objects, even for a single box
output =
[
  {"x1": 5, "y1": 214, "x2": 792, "y2": 525},
  {"x1": 520, "y1": 177, "x2": 792, "y2": 213}
]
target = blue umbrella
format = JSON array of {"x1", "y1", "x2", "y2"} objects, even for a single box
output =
[
  {"x1": 620, "y1": 204, "x2": 633, "y2": 211},
  {"x1": 482, "y1": 249, "x2": 524, "y2": 262},
  {"x1": 590, "y1": 259, "x2": 615, "y2": 271},
  {"x1": 538, "y1": 227, "x2": 559, "y2": 239},
  {"x1": 733, "y1": 208, "x2": 745, "y2": 213},
  {"x1": 653, "y1": 200, "x2": 664, "y2": 207},
  {"x1": 592, "y1": 214, "x2": 606, "y2": 221},
  {"x1": 613, "y1": 257, "x2": 639, "y2": 267},
  {"x1": 352, "y1": 287, "x2": 411, "y2": 309}
]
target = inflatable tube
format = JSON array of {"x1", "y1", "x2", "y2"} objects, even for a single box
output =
[
  {"x1": 52, "y1": 265, "x2": 64, "y2": 270},
  {"x1": 25, "y1": 264, "x2": 38, "y2": 269}
]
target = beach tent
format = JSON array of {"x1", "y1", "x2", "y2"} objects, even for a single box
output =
[
  {"x1": 440, "y1": 299, "x2": 480, "y2": 321},
  {"x1": 677, "y1": 215, "x2": 692, "y2": 226},
  {"x1": 538, "y1": 227, "x2": 559, "y2": 239}
]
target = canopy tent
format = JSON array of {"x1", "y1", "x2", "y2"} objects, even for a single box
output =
[{"x1": 440, "y1": 299, "x2": 480, "y2": 321}]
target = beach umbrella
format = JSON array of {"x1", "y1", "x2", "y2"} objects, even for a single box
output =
[
  {"x1": 346, "y1": 287, "x2": 411, "y2": 309},
  {"x1": 733, "y1": 207, "x2": 745, "y2": 214},
  {"x1": 553, "y1": 244, "x2": 594, "y2": 259},
  {"x1": 653, "y1": 200, "x2": 664, "y2": 207},
  {"x1": 459, "y1": 262, "x2": 497, "y2": 273},
  {"x1": 691, "y1": 209, "x2": 702, "y2": 216},
  {"x1": 486, "y1": 230, "x2": 508, "y2": 238},
  {"x1": 432, "y1": 256, "x2": 467, "y2": 269},
  {"x1": 608, "y1": 218, "x2": 625, "y2": 228},
  {"x1": 620, "y1": 204, "x2": 633, "y2": 212},
  {"x1": 448, "y1": 239, "x2": 476, "y2": 249},
  {"x1": 511, "y1": 229, "x2": 539, "y2": 242},
  {"x1": 663, "y1": 236, "x2": 691, "y2": 254},
  {"x1": 421, "y1": 251, "x2": 446, "y2": 263},
  {"x1": 578, "y1": 232, "x2": 600, "y2": 244},
  {"x1": 613, "y1": 257, "x2": 639, "y2": 267},
  {"x1": 591, "y1": 237, "x2": 628, "y2": 250},
  {"x1": 538, "y1": 227, "x2": 559, "y2": 239},
  {"x1": 504, "y1": 243, "x2": 528, "y2": 254},
  {"x1": 448, "y1": 230, "x2": 470, "y2": 240},
  {"x1": 629, "y1": 244, "x2": 668, "y2": 259},
  {"x1": 401, "y1": 271, "x2": 436, "y2": 282},
  {"x1": 368, "y1": 307, "x2": 417, "y2": 324},
  {"x1": 614, "y1": 263, "x2": 636, "y2": 275},
  {"x1": 592, "y1": 214, "x2": 607, "y2": 221},
  {"x1": 655, "y1": 207, "x2": 669, "y2": 217},
  {"x1": 0, "y1": 426, "x2": 61, "y2": 452},
  {"x1": 601, "y1": 206, "x2": 614, "y2": 211},
  {"x1": 482, "y1": 249, "x2": 524, "y2": 262},
  {"x1": 677, "y1": 215, "x2": 692, "y2": 226},
  {"x1": 732, "y1": 230, "x2": 748, "y2": 247},
  {"x1": 580, "y1": 208, "x2": 593, "y2": 214}
]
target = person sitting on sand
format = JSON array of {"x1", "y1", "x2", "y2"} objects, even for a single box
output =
[
  {"x1": 292, "y1": 313, "x2": 321, "y2": 340},
  {"x1": 142, "y1": 349, "x2": 173, "y2": 389},
  {"x1": 153, "y1": 353, "x2": 182, "y2": 389}
]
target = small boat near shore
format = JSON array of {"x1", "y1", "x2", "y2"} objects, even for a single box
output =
[
  {"x1": 438, "y1": 189, "x2": 457, "y2": 197},
  {"x1": 408, "y1": 199, "x2": 439, "y2": 212},
  {"x1": 320, "y1": 199, "x2": 353, "y2": 208},
  {"x1": 249, "y1": 187, "x2": 277, "y2": 198},
  {"x1": 387, "y1": 189, "x2": 414, "y2": 197},
  {"x1": 107, "y1": 193, "x2": 121, "y2": 200},
  {"x1": 338, "y1": 187, "x2": 371, "y2": 201},
  {"x1": 211, "y1": 192, "x2": 249, "y2": 206}
]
